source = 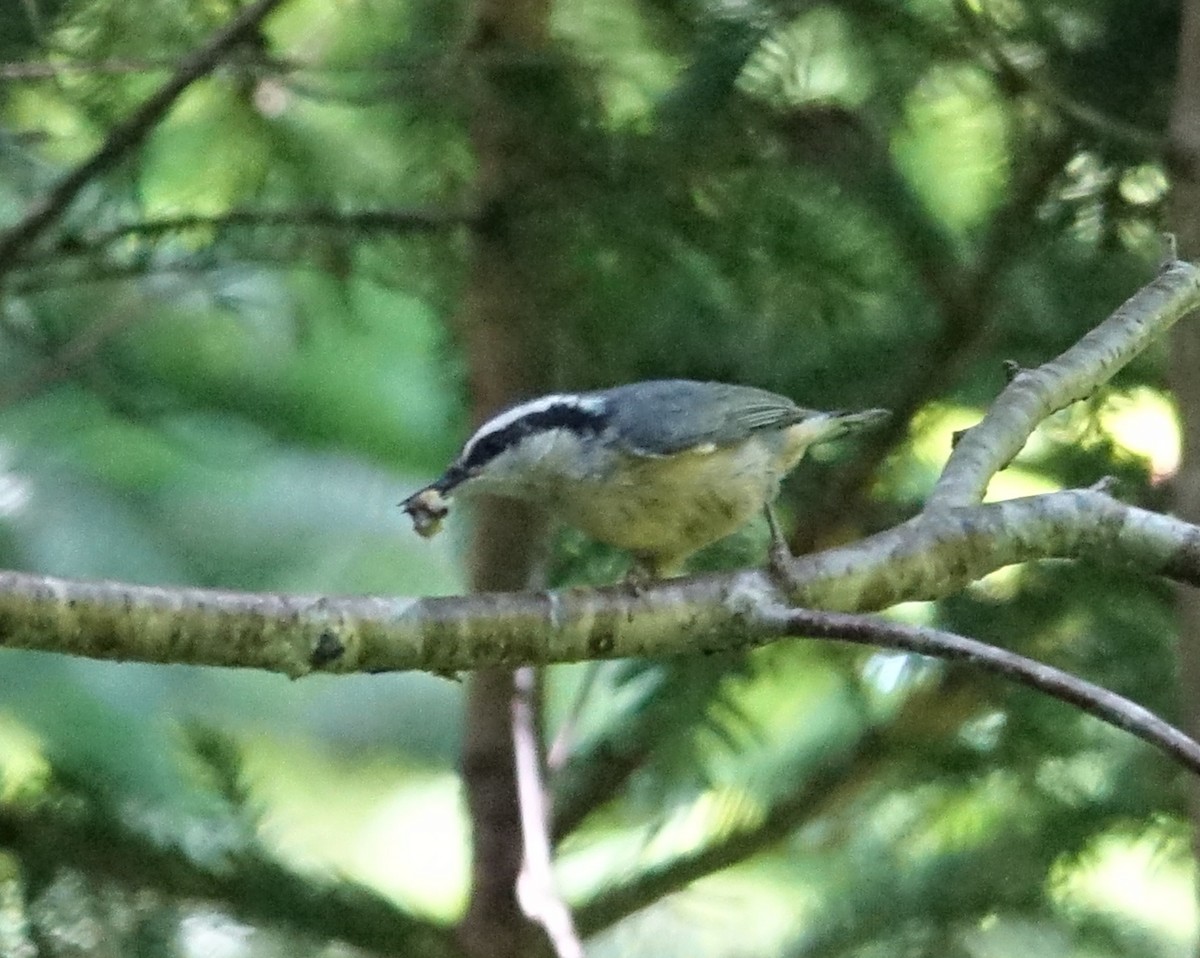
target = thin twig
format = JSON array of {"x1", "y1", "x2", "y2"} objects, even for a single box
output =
[
  {"x1": 953, "y1": 0, "x2": 1160, "y2": 153},
  {"x1": 0, "y1": 0, "x2": 288, "y2": 281},
  {"x1": 513, "y1": 667, "x2": 586, "y2": 958},
  {"x1": 769, "y1": 609, "x2": 1200, "y2": 774},
  {"x1": 0, "y1": 47, "x2": 574, "y2": 83},
  {"x1": 8, "y1": 256, "x2": 289, "y2": 296},
  {"x1": 0, "y1": 56, "x2": 235, "y2": 79},
  {"x1": 67, "y1": 206, "x2": 481, "y2": 247},
  {"x1": 5, "y1": 206, "x2": 477, "y2": 275},
  {"x1": 0, "y1": 55, "x2": 333, "y2": 79}
]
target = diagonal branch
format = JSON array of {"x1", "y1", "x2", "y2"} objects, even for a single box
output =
[
  {"x1": 0, "y1": 0, "x2": 288, "y2": 281},
  {"x1": 59, "y1": 206, "x2": 481, "y2": 251},
  {"x1": 575, "y1": 608, "x2": 1200, "y2": 935},
  {"x1": 773, "y1": 609, "x2": 1200, "y2": 774},
  {"x1": 789, "y1": 135, "x2": 1075, "y2": 555},
  {"x1": 927, "y1": 259, "x2": 1200, "y2": 509}
]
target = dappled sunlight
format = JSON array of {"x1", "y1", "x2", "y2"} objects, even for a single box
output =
[
  {"x1": 552, "y1": 0, "x2": 681, "y2": 125},
  {"x1": 178, "y1": 911, "x2": 255, "y2": 958},
  {"x1": 983, "y1": 467, "x2": 1063, "y2": 502},
  {"x1": 0, "y1": 0, "x2": 1192, "y2": 951},
  {"x1": 242, "y1": 738, "x2": 468, "y2": 920},
  {"x1": 1050, "y1": 827, "x2": 1198, "y2": 953},
  {"x1": 1035, "y1": 750, "x2": 1113, "y2": 806},
  {"x1": 905, "y1": 390, "x2": 1179, "y2": 505},
  {"x1": 353, "y1": 775, "x2": 470, "y2": 916},
  {"x1": 0, "y1": 714, "x2": 49, "y2": 800},
  {"x1": 895, "y1": 772, "x2": 1024, "y2": 862},
  {"x1": 967, "y1": 563, "x2": 1027, "y2": 601},
  {"x1": 1096, "y1": 387, "x2": 1180, "y2": 482},
  {"x1": 557, "y1": 784, "x2": 768, "y2": 903},
  {"x1": 588, "y1": 859, "x2": 821, "y2": 958},
  {"x1": 892, "y1": 65, "x2": 1011, "y2": 232},
  {"x1": 737, "y1": 7, "x2": 876, "y2": 110}
]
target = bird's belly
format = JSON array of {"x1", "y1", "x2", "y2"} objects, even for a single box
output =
[{"x1": 549, "y1": 445, "x2": 777, "y2": 559}]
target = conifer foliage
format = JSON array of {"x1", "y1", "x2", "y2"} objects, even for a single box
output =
[{"x1": 0, "y1": 0, "x2": 1195, "y2": 956}]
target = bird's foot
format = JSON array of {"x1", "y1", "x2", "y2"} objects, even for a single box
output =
[
  {"x1": 764, "y1": 504, "x2": 796, "y2": 588},
  {"x1": 622, "y1": 562, "x2": 654, "y2": 596}
]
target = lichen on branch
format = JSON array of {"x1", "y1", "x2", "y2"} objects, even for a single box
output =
[{"x1": 0, "y1": 490, "x2": 1196, "y2": 677}]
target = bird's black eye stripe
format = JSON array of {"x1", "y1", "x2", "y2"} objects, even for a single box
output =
[{"x1": 461, "y1": 403, "x2": 609, "y2": 472}]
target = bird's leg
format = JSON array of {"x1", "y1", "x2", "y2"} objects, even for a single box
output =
[
  {"x1": 764, "y1": 503, "x2": 794, "y2": 583},
  {"x1": 623, "y1": 556, "x2": 657, "y2": 596},
  {"x1": 623, "y1": 553, "x2": 685, "y2": 594}
]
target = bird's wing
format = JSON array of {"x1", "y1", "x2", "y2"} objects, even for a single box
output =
[{"x1": 602, "y1": 380, "x2": 812, "y2": 457}]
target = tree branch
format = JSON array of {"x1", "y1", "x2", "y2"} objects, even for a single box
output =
[
  {"x1": 789, "y1": 133, "x2": 1074, "y2": 554},
  {"x1": 549, "y1": 487, "x2": 1200, "y2": 830},
  {"x1": 927, "y1": 259, "x2": 1200, "y2": 509},
  {"x1": 0, "y1": 0, "x2": 288, "y2": 281},
  {"x1": 513, "y1": 667, "x2": 585, "y2": 958},
  {"x1": 778, "y1": 489, "x2": 1200, "y2": 608},
  {"x1": 773, "y1": 609, "x2": 1200, "y2": 774},
  {"x1": 0, "y1": 263, "x2": 1193, "y2": 878},
  {"x1": 575, "y1": 607, "x2": 1200, "y2": 934},
  {"x1": 57, "y1": 206, "x2": 481, "y2": 251},
  {"x1": 0, "y1": 55, "x2": 319, "y2": 80},
  {"x1": 0, "y1": 490, "x2": 1196, "y2": 675}
]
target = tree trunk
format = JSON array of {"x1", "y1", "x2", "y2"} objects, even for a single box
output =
[
  {"x1": 454, "y1": 0, "x2": 556, "y2": 956},
  {"x1": 1167, "y1": 0, "x2": 1200, "y2": 946}
]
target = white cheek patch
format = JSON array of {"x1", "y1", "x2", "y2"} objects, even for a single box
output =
[
  {"x1": 508, "y1": 430, "x2": 559, "y2": 467},
  {"x1": 482, "y1": 430, "x2": 586, "y2": 481}
]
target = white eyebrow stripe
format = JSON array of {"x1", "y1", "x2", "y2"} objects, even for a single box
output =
[{"x1": 461, "y1": 393, "x2": 606, "y2": 459}]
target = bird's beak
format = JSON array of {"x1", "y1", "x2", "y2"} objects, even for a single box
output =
[
  {"x1": 400, "y1": 484, "x2": 450, "y2": 538},
  {"x1": 399, "y1": 466, "x2": 467, "y2": 538}
]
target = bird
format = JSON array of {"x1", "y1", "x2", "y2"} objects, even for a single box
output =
[{"x1": 402, "y1": 379, "x2": 888, "y2": 580}]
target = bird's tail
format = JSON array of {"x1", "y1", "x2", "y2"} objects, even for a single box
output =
[
  {"x1": 823, "y1": 408, "x2": 891, "y2": 438},
  {"x1": 796, "y1": 407, "x2": 890, "y2": 447},
  {"x1": 780, "y1": 407, "x2": 889, "y2": 465}
]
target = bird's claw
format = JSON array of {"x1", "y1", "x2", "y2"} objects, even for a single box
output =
[
  {"x1": 623, "y1": 563, "x2": 653, "y2": 596},
  {"x1": 763, "y1": 504, "x2": 795, "y2": 587}
]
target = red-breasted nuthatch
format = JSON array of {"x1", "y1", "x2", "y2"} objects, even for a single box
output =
[{"x1": 402, "y1": 380, "x2": 888, "y2": 579}]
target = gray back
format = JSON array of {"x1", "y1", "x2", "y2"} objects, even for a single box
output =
[{"x1": 600, "y1": 380, "x2": 812, "y2": 456}]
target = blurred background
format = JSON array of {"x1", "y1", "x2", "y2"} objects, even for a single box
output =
[{"x1": 0, "y1": 0, "x2": 1196, "y2": 955}]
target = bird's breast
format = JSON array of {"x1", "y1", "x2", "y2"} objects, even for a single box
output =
[{"x1": 548, "y1": 439, "x2": 780, "y2": 556}]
